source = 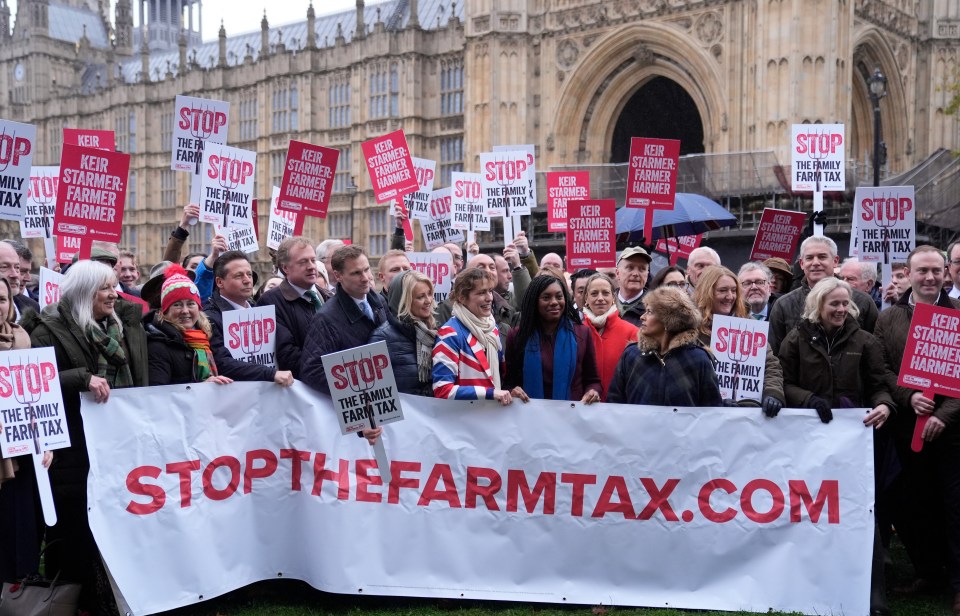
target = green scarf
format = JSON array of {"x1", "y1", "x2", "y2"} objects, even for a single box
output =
[
  {"x1": 86, "y1": 319, "x2": 134, "y2": 388},
  {"x1": 182, "y1": 328, "x2": 218, "y2": 381}
]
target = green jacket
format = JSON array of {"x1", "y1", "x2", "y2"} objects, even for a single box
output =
[{"x1": 24, "y1": 298, "x2": 148, "y2": 498}]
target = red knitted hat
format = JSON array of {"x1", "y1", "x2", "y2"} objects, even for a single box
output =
[{"x1": 160, "y1": 264, "x2": 201, "y2": 314}]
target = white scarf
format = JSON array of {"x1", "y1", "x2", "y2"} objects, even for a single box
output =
[
  {"x1": 452, "y1": 302, "x2": 502, "y2": 389},
  {"x1": 584, "y1": 306, "x2": 618, "y2": 331}
]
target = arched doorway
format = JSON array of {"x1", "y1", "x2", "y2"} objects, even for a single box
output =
[{"x1": 610, "y1": 77, "x2": 705, "y2": 163}]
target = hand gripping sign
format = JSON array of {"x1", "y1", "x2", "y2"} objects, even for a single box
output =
[
  {"x1": 407, "y1": 251, "x2": 454, "y2": 303},
  {"x1": 55, "y1": 144, "x2": 130, "y2": 243},
  {"x1": 320, "y1": 341, "x2": 403, "y2": 483},
  {"x1": 710, "y1": 315, "x2": 769, "y2": 403},
  {"x1": 199, "y1": 144, "x2": 256, "y2": 227},
  {"x1": 420, "y1": 187, "x2": 464, "y2": 250},
  {"x1": 0, "y1": 347, "x2": 69, "y2": 525},
  {"x1": 278, "y1": 141, "x2": 339, "y2": 218},
  {"x1": 361, "y1": 130, "x2": 419, "y2": 203},
  {"x1": 451, "y1": 172, "x2": 489, "y2": 245},
  {"x1": 222, "y1": 305, "x2": 277, "y2": 368},
  {"x1": 898, "y1": 303, "x2": 960, "y2": 452},
  {"x1": 19, "y1": 166, "x2": 59, "y2": 239},
  {"x1": 566, "y1": 199, "x2": 616, "y2": 272},
  {"x1": 0, "y1": 119, "x2": 36, "y2": 221},
  {"x1": 749, "y1": 209, "x2": 806, "y2": 262},
  {"x1": 546, "y1": 171, "x2": 589, "y2": 233}
]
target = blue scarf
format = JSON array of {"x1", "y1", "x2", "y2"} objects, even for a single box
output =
[{"x1": 522, "y1": 320, "x2": 577, "y2": 400}]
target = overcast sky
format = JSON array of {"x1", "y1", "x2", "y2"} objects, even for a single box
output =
[{"x1": 8, "y1": 1, "x2": 366, "y2": 42}]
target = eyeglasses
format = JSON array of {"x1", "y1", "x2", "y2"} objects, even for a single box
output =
[{"x1": 741, "y1": 279, "x2": 768, "y2": 288}]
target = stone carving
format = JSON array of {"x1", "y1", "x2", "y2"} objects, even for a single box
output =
[
  {"x1": 557, "y1": 39, "x2": 580, "y2": 69},
  {"x1": 695, "y1": 12, "x2": 722, "y2": 44},
  {"x1": 632, "y1": 44, "x2": 654, "y2": 67}
]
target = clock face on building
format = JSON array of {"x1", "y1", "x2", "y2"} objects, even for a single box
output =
[{"x1": 13, "y1": 63, "x2": 24, "y2": 81}]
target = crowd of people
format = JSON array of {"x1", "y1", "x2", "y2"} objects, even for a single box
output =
[{"x1": 0, "y1": 201, "x2": 959, "y2": 616}]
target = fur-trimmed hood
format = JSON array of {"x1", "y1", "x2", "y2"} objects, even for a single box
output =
[{"x1": 636, "y1": 328, "x2": 703, "y2": 354}]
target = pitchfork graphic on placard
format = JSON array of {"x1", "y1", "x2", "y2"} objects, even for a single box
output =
[
  {"x1": 875, "y1": 192, "x2": 897, "y2": 267},
  {"x1": 726, "y1": 328, "x2": 754, "y2": 403},
  {"x1": 217, "y1": 151, "x2": 240, "y2": 228},
  {"x1": 807, "y1": 129, "x2": 829, "y2": 193},
  {"x1": 0, "y1": 127, "x2": 15, "y2": 173},
  {"x1": 346, "y1": 350, "x2": 379, "y2": 429},
  {"x1": 464, "y1": 180, "x2": 482, "y2": 245},
  {"x1": 33, "y1": 173, "x2": 55, "y2": 239},
  {"x1": 189, "y1": 103, "x2": 214, "y2": 175},
  {"x1": 237, "y1": 312, "x2": 264, "y2": 361},
  {"x1": 9, "y1": 356, "x2": 42, "y2": 455}
]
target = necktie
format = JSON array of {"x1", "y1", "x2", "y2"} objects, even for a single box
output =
[
  {"x1": 360, "y1": 300, "x2": 374, "y2": 321},
  {"x1": 752, "y1": 313, "x2": 765, "y2": 321},
  {"x1": 305, "y1": 289, "x2": 323, "y2": 313}
]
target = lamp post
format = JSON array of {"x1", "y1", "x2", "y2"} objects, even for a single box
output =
[
  {"x1": 347, "y1": 176, "x2": 358, "y2": 243},
  {"x1": 867, "y1": 67, "x2": 888, "y2": 187}
]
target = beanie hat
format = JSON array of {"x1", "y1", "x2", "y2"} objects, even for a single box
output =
[{"x1": 160, "y1": 264, "x2": 201, "y2": 314}]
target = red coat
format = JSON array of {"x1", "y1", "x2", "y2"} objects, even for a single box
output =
[{"x1": 585, "y1": 312, "x2": 639, "y2": 401}]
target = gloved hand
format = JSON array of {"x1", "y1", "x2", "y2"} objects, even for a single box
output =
[
  {"x1": 722, "y1": 399, "x2": 738, "y2": 407},
  {"x1": 762, "y1": 396, "x2": 783, "y2": 418},
  {"x1": 809, "y1": 395, "x2": 833, "y2": 424},
  {"x1": 805, "y1": 210, "x2": 828, "y2": 236}
]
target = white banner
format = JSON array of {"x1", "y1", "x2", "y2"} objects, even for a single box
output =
[
  {"x1": 791, "y1": 124, "x2": 845, "y2": 192},
  {"x1": 710, "y1": 315, "x2": 769, "y2": 403},
  {"x1": 221, "y1": 305, "x2": 276, "y2": 367},
  {"x1": 84, "y1": 384, "x2": 874, "y2": 616}
]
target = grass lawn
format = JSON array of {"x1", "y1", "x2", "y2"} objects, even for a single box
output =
[{"x1": 157, "y1": 538, "x2": 955, "y2": 616}]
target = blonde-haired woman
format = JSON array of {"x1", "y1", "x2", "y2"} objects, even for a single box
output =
[
  {"x1": 692, "y1": 265, "x2": 785, "y2": 416},
  {"x1": 144, "y1": 265, "x2": 232, "y2": 386},
  {"x1": 370, "y1": 270, "x2": 437, "y2": 396}
]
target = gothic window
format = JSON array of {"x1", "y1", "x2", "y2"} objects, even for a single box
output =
[
  {"x1": 439, "y1": 136, "x2": 464, "y2": 186},
  {"x1": 440, "y1": 60, "x2": 463, "y2": 116}
]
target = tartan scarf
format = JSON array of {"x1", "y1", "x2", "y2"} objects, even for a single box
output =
[
  {"x1": 86, "y1": 318, "x2": 134, "y2": 388},
  {"x1": 405, "y1": 316, "x2": 437, "y2": 384},
  {"x1": 182, "y1": 328, "x2": 218, "y2": 381}
]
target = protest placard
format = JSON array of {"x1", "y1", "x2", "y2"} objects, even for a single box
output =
[
  {"x1": 566, "y1": 199, "x2": 615, "y2": 272},
  {"x1": 405, "y1": 158, "x2": 437, "y2": 221},
  {"x1": 710, "y1": 315, "x2": 769, "y2": 403},
  {"x1": 407, "y1": 251, "x2": 454, "y2": 303},
  {"x1": 853, "y1": 186, "x2": 915, "y2": 263},
  {"x1": 626, "y1": 137, "x2": 680, "y2": 209},
  {"x1": 546, "y1": 171, "x2": 589, "y2": 232},
  {"x1": 267, "y1": 186, "x2": 298, "y2": 250},
  {"x1": 199, "y1": 144, "x2": 256, "y2": 227},
  {"x1": 0, "y1": 119, "x2": 36, "y2": 221},
  {"x1": 321, "y1": 341, "x2": 403, "y2": 435},
  {"x1": 419, "y1": 187, "x2": 463, "y2": 250},
  {"x1": 38, "y1": 267, "x2": 63, "y2": 311},
  {"x1": 222, "y1": 305, "x2": 277, "y2": 368},
  {"x1": 749, "y1": 209, "x2": 806, "y2": 261},
  {"x1": 451, "y1": 172, "x2": 489, "y2": 243},
  {"x1": 277, "y1": 141, "x2": 338, "y2": 217},
  {"x1": 216, "y1": 199, "x2": 259, "y2": 254},
  {"x1": 0, "y1": 347, "x2": 70, "y2": 458},
  {"x1": 791, "y1": 124, "x2": 845, "y2": 192},
  {"x1": 656, "y1": 234, "x2": 702, "y2": 265},
  {"x1": 63, "y1": 128, "x2": 115, "y2": 151},
  {"x1": 171, "y1": 95, "x2": 229, "y2": 172},
  {"x1": 56, "y1": 234, "x2": 82, "y2": 263},
  {"x1": 361, "y1": 130, "x2": 418, "y2": 203},
  {"x1": 55, "y1": 144, "x2": 129, "y2": 243},
  {"x1": 898, "y1": 303, "x2": 960, "y2": 399},
  {"x1": 480, "y1": 150, "x2": 530, "y2": 218},
  {"x1": 494, "y1": 144, "x2": 536, "y2": 215},
  {"x1": 19, "y1": 166, "x2": 58, "y2": 239}
]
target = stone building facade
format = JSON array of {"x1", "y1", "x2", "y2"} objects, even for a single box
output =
[{"x1": 1, "y1": 0, "x2": 958, "y2": 271}]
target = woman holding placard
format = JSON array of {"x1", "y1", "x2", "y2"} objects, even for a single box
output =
[
  {"x1": 692, "y1": 265, "x2": 785, "y2": 416},
  {"x1": 606, "y1": 286, "x2": 721, "y2": 406},
  {"x1": 580, "y1": 273, "x2": 639, "y2": 400},
  {"x1": 432, "y1": 267, "x2": 514, "y2": 404},
  {"x1": 503, "y1": 275, "x2": 602, "y2": 403},
  {"x1": 0, "y1": 275, "x2": 49, "y2": 585},
  {"x1": 370, "y1": 270, "x2": 436, "y2": 396},
  {"x1": 144, "y1": 265, "x2": 233, "y2": 386},
  {"x1": 27, "y1": 259, "x2": 148, "y2": 615}
]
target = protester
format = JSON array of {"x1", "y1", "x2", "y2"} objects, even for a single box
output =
[
  {"x1": 495, "y1": 238, "x2": 533, "y2": 312},
  {"x1": 377, "y1": 249, "x2": 412, "y2": 296},
  {"x1": 764, "y1": 257, "x2": 795, "y2": 294},
  {"x1": 840, "y1": 258, "x2": 881, "y2": 309},
  {"x1": 2, "y1": 240, "x2": 37, "y2": 301},
  {"x1": 650, "y1": 265, "x2": 686, "y2": 290},
  {"x1": 432, "y1": 267, "x2": 513, "y2": 403},
  {"x1": 768, "y1": 236, "x2": 878, "y2": 354},
  {"x1": 504, "y1": 275, "x2": 602, "y2": 403},
  {"x1": 738, "y1": 262, "x2": 777, "y2": 320},
  {"x1": 685, "y1": 246, "x2": 721, "y2": 292},
  {"x1": 369, "y1": 271, "x2": 436, "y2": 396},
  {"x1": 258, "y1": 237, "x2": 330, "y2": 377},
  {"x1": 144, "y1": 266, "x2": 233, "y2": 386},
  {"x1": 0, "y1": 275, "x2": 47, "y2": 585},
  {"x1": 182, "y1": 252, "x2": 205, "y2": 272},
  {"x1": 116, "y1": 251, "x2": 141, "y2": 296},
  {"x1": 254, "y1": 275, "x2": 284, "y2": 303},
  {"x1": 615, "y1": 246, "x2": 652, "y2": 326},
  {"x1": 26, "y1": 260, "x2": 148, "y2": 614},
  {"x1": 581, "y1": 273, "x2": 638, "y2": 400},
  {"x1": 442, "y1": 242, "x2": 466, "y2": 277},
  {"x1": 539, "y1": 252, "x2": 564, "y2": 273},
  {"x1": 883, "y1": 262, "x2": 909, "y2": 306},
  {"x1": 873, "y1": 245, "x2": 960, "y2": 609},
  {"x1": 607, "y1": 286, "x2": 721, "y2": 406},
  {"x1": 777, "y1": 276, "x2": 895, "y2": 615},
  {"x1": 203, "y1": 251, "x2": 293, "y2": 386},
  {"x1": 692, "y1": 265, "x2": 784, "y2": 415},
  {"x1": 161, "y1": 203, "x2": 201, "y2": 267},
  {"x1": 437, "y1": 253, "x2": 517, "y2": 338},
  {"x1": 316, "y1": 239, "x2": 345, "y2": 292},
  {"x1": 0, "y1": 240, "x2": 39, "y2": 320},
  {"x1": 947, "y1": 241, "x2": 960, "y2": 300},
  {"x1": 569, "y1": 268, "x2": 598, "y2": 312}
]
